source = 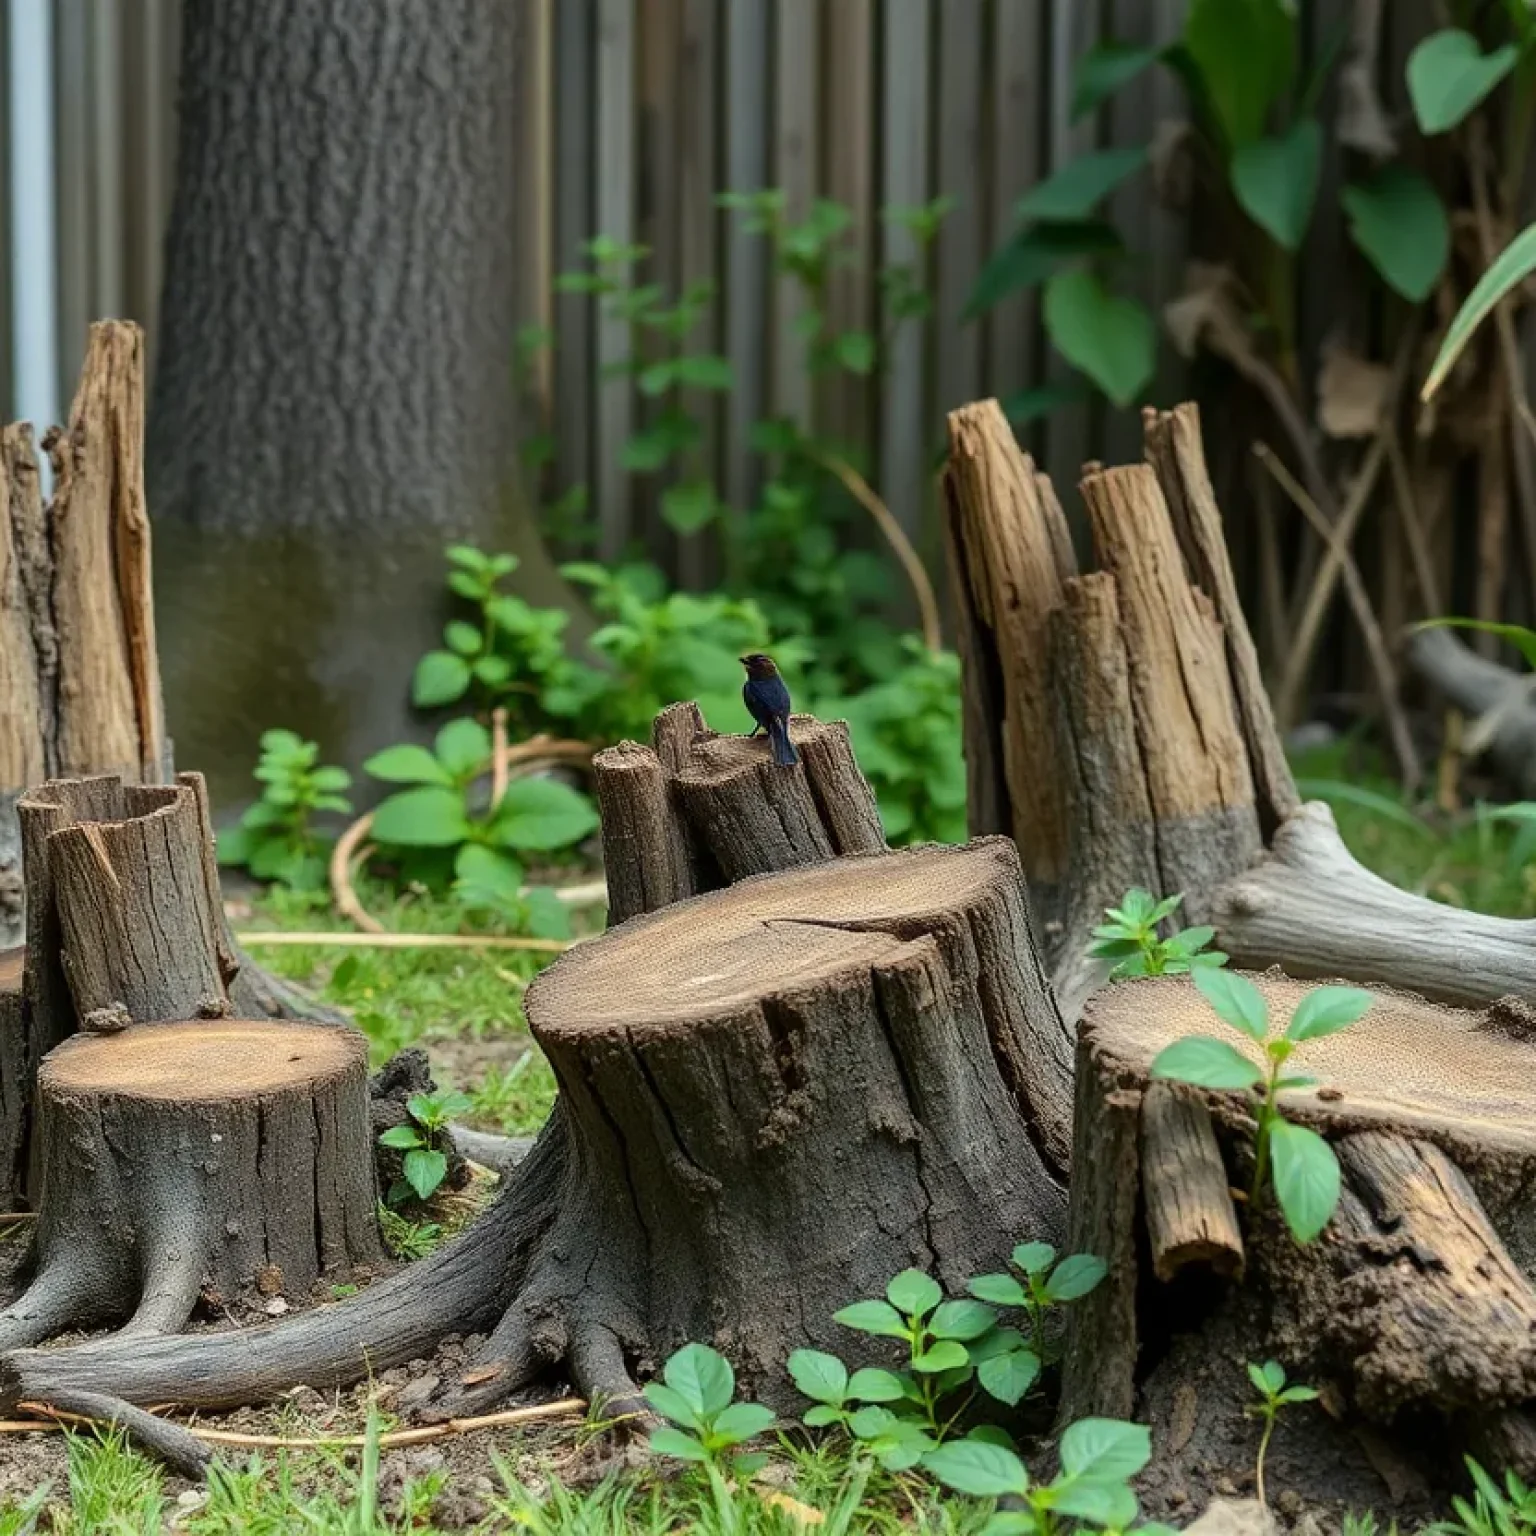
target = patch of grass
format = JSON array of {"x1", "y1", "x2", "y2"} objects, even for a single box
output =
[
  {"x1": 55, "y1": 1426, "x2": 163, "y2": 1533},
  {"x1": 465, "y1": 1049, "x2": 560, "y2": 1135}
]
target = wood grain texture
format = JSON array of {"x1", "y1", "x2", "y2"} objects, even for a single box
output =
[{"x1": 1140, "y1": 1081, "x2": 1244, "y2": 1281}]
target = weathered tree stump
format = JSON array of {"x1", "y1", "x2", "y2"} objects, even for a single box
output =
[
  {"x1": 0, "y1": 840, "x2": 1074, "y2": 1423},
  {"x1": 593, "y1": 701, "x2": 886, "y2": 924},
  {"x1": 0, "y1": 1018, "x2": 380, "y2": 1350},
  {"x1": 1060, "y1": 973, "x2": 1536, "y2": 1513},
  {"x1": 943, "y1": 398, "x2": 1536, "y2": 1016}
]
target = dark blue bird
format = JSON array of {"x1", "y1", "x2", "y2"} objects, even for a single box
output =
[{"x1": 740, "y1": 653, "x2": 798, "y2": 767}]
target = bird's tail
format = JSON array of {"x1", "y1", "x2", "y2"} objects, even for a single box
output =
[{"x1": 768, "y1": 717, "x2": 799, "y2": 767}]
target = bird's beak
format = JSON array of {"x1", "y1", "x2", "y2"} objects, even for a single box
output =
[{"x1": 738, "y1": 656, "x2": 748, "y2": 665}]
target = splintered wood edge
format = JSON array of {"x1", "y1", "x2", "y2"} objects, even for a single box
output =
[
  {"x1": 1084, "y1": 972, "x2": 1536, "y2": 1154},
  {"x1": 528, "y1": 837, "x2": 1023, "y2": 1036},
  {"x1": 40, "y1": 1019, "x2": 368, "y2": 1103},
  {"x1": 673, "y1": 715, "x2": 851, "y2": 783}
]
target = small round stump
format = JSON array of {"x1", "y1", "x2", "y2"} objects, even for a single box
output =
[{"x1": 0, "y1": 1018, "x2": 382, "y2": 1347}]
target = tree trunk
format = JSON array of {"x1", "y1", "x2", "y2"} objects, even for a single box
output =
[
  {"x1": 1060, "y1": 972, "x2": 1536, "y2": 1517},
  {"x1": 148, "y1": 0, "x2": 580, "y2": 809},
  {"x1": 0, "y1": 839, "x2": 1074, "y2": 1428}
]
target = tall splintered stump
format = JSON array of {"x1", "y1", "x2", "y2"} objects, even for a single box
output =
[
  {"x1": 1060, "y1": 973, "x2": 1536, "y2": 1518},
  {"x1": 0, "y1": 1019, "x2": 381, "y2": 1350},
  {"x1": 0, "y1": 840, "x2": 1075, "y2": 1428}
]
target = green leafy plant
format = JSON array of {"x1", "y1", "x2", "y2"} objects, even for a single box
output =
[
  {"x1": 968, "y1": 1243, "x2": 1108, "y2": 1366},
  {"x1": 1427, "y1": 1457, "x2": 1536, "y2": 1536},
  {"x1": 377, "y1": 1087, "x2": 471, "y2": 1203},
  {"x1": 1086, "y1": 889, "x2": 1228, "y2": 979},
  {"x1": 644, "y1": 1342, "x2": 777, "y2": 1479},
  {"x1": 1246, "y1": 1360, "x2": 1319, "y2": 1507},
  {"x1": 216, "y1": 729, "x2": 352, "y2": 892},
  {"x1": 376, "y1": 1204, "x2": 443, "y2": 1262},
  {"x1": 923, "y1": 1415, "x2": 1165, "y2": 1535},
  {"x1": 1151, "y1": 969, "x2": 1374, "y2": 1242},
  {"x1": 364, "y1": 716, "x2": 597, "y2": 938}
]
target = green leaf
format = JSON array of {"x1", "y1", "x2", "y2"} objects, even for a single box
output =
[
  {"x1": 1053, "y1": 1478, "x2": 1140, "y2": 1530},
  {"x1": 833, "y1": 331, "x2": 877, "y2": 375},
  {"x1": 1001, "y1": 380, "x2": 1093, "y2": 426},
  {"x1": 964, "y1": 222, "x2": 1123, "y2": 320},
  {"x1": 1277, "y1": 1385, "x2": 1321, "y2": 1404},
  {"x1": 649, "y1": 1427, "x2": 708, "y2": 1462},
  {"x1": 1015, "y1": 148, "x2": 1149, "y2": 223},
  {"x1": 401, "y1": 1148, "x2": 447, "y2": 1201},
  {"x1": 473, "y1": 654, "x2": 512, "y2": 688},
  {"x1": 434, "y1": 717, "x2": 492, "y2": 779},
  {"x1": 454, "y1": 844, "x2": 525, "y2": 903},
  {"x1": 833, "y1": 1299, "x2": 910, "y2": 1340},
  {"x1": 1286, "y1": 985, "x2": 1373, "y2": 1042},
  {"x1": 621, "y1": 431, "x2": 674, "y2": 472},
  {"x1": 1270, "y1": 1119, "x2": 1341, "y2": 1243},
  {"x1": 922, "y1": 1441, "x2": 1031, "y2": 1499},
  {"x1": 371, "y1": 787, "x2": 472, "y2": 848},
  {"x1": 802, "y1": 1404, "x2": 844, "y2": 1428},
  {"x1": 786, "y1": 1349, "x2": 848, "y2": 1406},
  {"x1": 493, "y1": 777, "x2": 600, "y2": 852},
  {"x1": 1248, "y1": 1360, "x2": 1286, "y2": 1398},
  {"x1": 1072, "y1": 42, "x2": 1162, "y2": 121},
  {"x1": 1150, "y1": 1036, "x2": 1264, "y2": 1090},
  {"x1": 911, "y1": 1340, "x2": 970, "y2": 1374},
  {"x1": 664, "y1": 1342, "x2": 736, "y2": 1418},
  {"x1": 1294, "y1": 777, "x2": 1436, "y2": 838},
  {"x1": 1231, "y1": 121, "x2": 1321, "y2": 251},
  {"x1": 412, "y1": 651, "x2": 472, "y2": 708},
  {"x1": 931, "y1": 1299, "x2": 999, "y2": 1341},
  {"x1": 846, "y1": 1368, "x2": 908, "y2": 1403},
  {"x1": 1183, "y1": 0, "x2": 1296, "y2": 147},
  {"x1": 378, "y1": 1125, "x2": 422, "y2": 1150},
  {"x1": 1043, "y1": 270, "x2": 1155, "y2": 407},
  {"x1": 1194, "y1": 966, "x2": 1270, "y2": 1041},
  {"x1": 1060, "y1": 1417, "x2": 1153, "y2": 1481},
  {"x1": 522, "y1": 887, "x2": 571, "y2": 940},
  {"x1": 642, "y1": 1382, "x2": 702, "y2": 1430},
  {"x1": 1341, "y1": 168, "x2": 1449, "y2": 303},
  {"x1": 981, "y1": 1516, "x2": 1038, "y2": 1536},
  {"x1": 444, "y1": 620, "x2": 482, "y2": 657},
  {"x1": 661, "y1": 482, "x2": 718, "y2": 535},
  {"x1": 978, "y1": 1349, "x2": 1041, "y2": 1407},
  {"x1": 1044, "y1": 1253, "x2": 1108, "y2": 1302},
  {"x1": 886, "y1": 1269, "x2": 943, "y2": 1320},
  {"x1": 1415, "y1": 616, "x2": 1536, "y2": 672},
  {"x1": 670, "y1": 354, "x2": 734, "y2": 390},
  {"x1": 710, "y1": 1402, "x2": 776, "y2": 1445},
  {"x1": 1012, "y1": 1241, "x2": 1057, "y2": 1277},
  {"x1": 1407, "y1": 30, "x2": 1518, "y2": 136}
]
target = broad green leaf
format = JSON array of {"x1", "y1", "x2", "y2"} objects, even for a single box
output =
[
  {"x1": 411, "y1": 651, "x2": 471, "y2": 708},
  {"x1": 1116, "y1": 890, "x2": 1157, "y2": 924},
  {"x1": 710, "y1": 1402, "x2": 775, "y2": 1445},
  {"x1": 1341, "y1": 168, "x2": 1449, "y2": 303},
  {"x1": 786, "y1": 1349, "x2": 848, "y2": 1406},
  {"x1": 493, "y1": 777, "x2": 600, "y2": 852},
  {"x1": 1015, "y1": 148, "x2": 1148, "y2": 223},
  {"x1": 981, "y1": 1517, "x2": 1038, "y2": 1536},
  {"x1": 803, "y1": 1404, "x2": 844, "y2": 1427},
  {"x1": 473, "y1": 654, "x2": 512, "y2": 688},
  {"x1": 371, "y1": 786, "x2": 472, "y2": 848},
  {"x1": 1270, "y1": 1119, "x2": 1340, "y2": 1242},
  {"x1": 401, "y1": 1147, "x2": 447, "y2": 1201},
  {"x1": 967, "y1": 1326, "x2": 1027, "y2": 1363},
  {"x1": 444, "y1": 620, "x2": 482, "y2": 656},
  {"x1": 1415, "y1": 617, "x2": 1536, "y2": 672},
  {"x1": 434, "y1": 717, "x2": 492, "y2": 779},
  {"x1": 661, "y1": 482, "x2": 718, "y2": 535},
  {"x1": 930, "y1": 1299, "x2": 999, "y2": 1341},
  {"x1": 670, "y1": 354, "x2": 734, "y2": 391},
  {"x1": 454, "y1": 843, "x2": 525, "y2": 902},
  {"x1": 964, "y1": 222, "x2": 1123, "y2": 319},
  {"x1": 1248, "y1": 1359, "x2": 1286, "y2": 1397},
  {"x1": 886, "y1": 1269, "x2": 943, "y2": 1320},
  {"x1": 1045, "y1": 1253, "x2": 1108, "y2": 1302},
  {"x1": 1043, "y1": 270, "x2": 1155, "y2": 407},
  {"x1": 1183, "y1": 0, "x2": 1297, "y2": 147},
  {"x1": 1165, "y1": 926, "x2": 1216, "y2": 957},
  {"x1": 911, "y1": 1340, "x2": 970, "y2": 1374},
  {"x1": 1231, "y1": 121, "x2": 1321, "y2": 251},
  {"x1": 1053, "y1": 1477, "x2": 1140, "y2": 1530},
  {"x1": 833, "y1": 331, "x2": 877, "y2": 375},
  {"x1": 1194, "y1": 966, "x2": 1270, "y2": 1041},
  {"x1": 969, "y1": 1273, "x2": 1030, "y2": 1308},
  {"x1": 1060, "y1": 1417, "x2": 1153, "y2": 1481},
  {"x1": 378, "y1": 1125, "x2": 422, "y2": 1150},
  {"x1": 1278, "y1": 1385, "x2": 1321, "y2": 1404},
  {"x1": 642, "y1": 1381, "x2": 703, "y2": 1430},
  {"x1": 648, "y1": 1427, "x2": 708, "y2": 1462},
  {"x1": 848, "y1": 1405, "x2": 899, "y2": 1441},
  {"x1": 522, "y1": 887, "x2": 571, "y2": 940},
  {"x1": 664, "y1": 1342, "x2": 736, "y2": 1418},
  {"x1": 846, "y1": 1368, "x2": 908, "y2": 1403},
  {"x1": 1072, "y1": 42, "x2": 1162, "y2": 121},
  {"x1": 922, "y1": 1441, "x2": 1031, "y2": 1499},
  {"x1": 833, "y1": 1299, "x2": 910, "y2": 1340},
  {"x1": 1286, "y1": 985, "x2": 1373, "y2": 1042},
  {"x1": 1013, "y1": 1241, "x2": 1057, "y2": 1277},
  {"x1": 978, "y1": 1349, "x2": 1041, "y2": 1407},
  {"x1": 1407, "y1": 30, "x2": 1518, "y2": 135},
  {"x1": 1150, "y1": 1036, "x2": 1264, "y2": 1090}
]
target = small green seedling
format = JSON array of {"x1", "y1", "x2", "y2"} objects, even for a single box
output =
[
  {"x1": 1151, "y1": 970, "x2": 1373, "y2": 1243},
  {"x1": 377, "y1": 1088, "x2": 472, "y2": 1203},
  {"x1": 969, "y1": 1243, "x2": 1107, "y2": 1364},
  {"x1": 644, "y1": 1343, "x2": 777, "y2": 1476},
  {"x1": 1427, "y1": 1456, "x2": 1536, "y2": 1536},
  {"x1": 1088, "y1": 889, "x2": 1228, "y2": 979},
  {"x1": 376, "y1": 1205, "x2": 443, "y2": 1261},
  {"x1": 1246, "y1": 1361, "x2": 1319, "y2": 1508},
  {"x1": 924, "y1": 1415, "x2": 1170, "y2": 1536}
]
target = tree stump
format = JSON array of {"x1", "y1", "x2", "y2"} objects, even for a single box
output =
[
  {"x1": 593, "y1": 701, "x2": 886, "y2": 924},
  {"x1": 0, "y1": 840, "x2": 1074, "y2": 1423},
  {"x1": 1060, "y1": 972, "x2": 1536, "y2": 1513},
  {"x1": 0, "y1": 1018, "x2": 381, "y2": 1349}
]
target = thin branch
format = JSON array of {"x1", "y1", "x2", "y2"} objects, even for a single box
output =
[
  {"x1": 1255, "y1": 443, "x2": 1423, "y2": 791},
  {"x1": 237, "y1": 931, "x2": 578, "y2": 954},
  {"x1": 1383, "y1": 423, "x2": 1442, "y2": 614},
  {"x1": 491, "y1": 708, "x2": 510, "y2": 812}
]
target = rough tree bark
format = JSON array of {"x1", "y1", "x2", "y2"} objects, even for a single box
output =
[
  {"x1": 1060, "y1": 972, "x2": 1536, "y2": 1515},
  {"x1": 1, "y1": 323, "x2": 168, "y2": 950},
  {"x1": 943, "y1": 399, "x2": 1536, "y2": 1017},
  {"x1": 0, "y1": 839, "x2": 1074, "y2": 1429},
  {"x1": 148, "y1": 0, "x2": 582, "y2": 809}
]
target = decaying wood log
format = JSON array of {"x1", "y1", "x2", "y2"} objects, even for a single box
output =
[
  {"x1": 0, "y1": 324, "x2": 168, "y2": 950},
  {"x1": 1140, "y1": 1082, "x2": 1244, "y2": 1283},
  {"x1": 0, "y1": 839, "x2": 1074, "y2": 1422},
  {"x1": 942, "y1": 398, "x2": 1536, "y2": 1015},
  {"x1": 593, "y1": 703, "x2": 886, "y2": 923}
]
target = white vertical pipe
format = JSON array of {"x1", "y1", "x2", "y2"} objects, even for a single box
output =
[{"x1": 8, "y1": 0, "x2": 61, "y2": 433}]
